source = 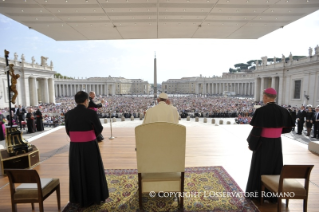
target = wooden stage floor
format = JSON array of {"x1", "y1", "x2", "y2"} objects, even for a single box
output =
[{"x1": 0, "y1": 121, "x2": 318, "y2": 212}]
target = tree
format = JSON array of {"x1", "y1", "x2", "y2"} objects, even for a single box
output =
[
  {"x1": 229, "y1": 56, "x2": 305, "y2": 73},
  {"x1": 234, "y1": 63, "x2": 249, "y2": 70},
  {"x1": 54, "y1": 73, "x2": 73, "y2": 79}
]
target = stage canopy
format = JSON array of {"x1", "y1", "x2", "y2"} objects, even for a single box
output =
[{"x1": 1, "y1": 0, "x2": 318, "y2": 41}]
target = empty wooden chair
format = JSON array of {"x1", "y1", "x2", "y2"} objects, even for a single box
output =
[
  {"x1": 135, "y1": 122, "x2": 186, "y2": 210},
  {"x1": 5, "y1": 169, "x2": 60, "y2": 212},
  {"x1": 261, "y1": 165, "x2": 314, "y2": 212}
]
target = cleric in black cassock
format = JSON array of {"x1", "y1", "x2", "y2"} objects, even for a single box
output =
[
  {"x1": 0, "y1": 113, "x2": 5, "y2": 140},
  {"x1": 88, "y1": 91, "x2": 104, "y2": 142},
  {"x1": 35, "y1": 108, "x2": 44, "y2": 131},
  {"x1": 65, "y1": 91, "x2": 109, "y2": 207},
  {"x1": 26, "y1": 109, "x2": 36, "y2": 133},
  {"x1": 246, "y1": 88, "x2": 294, "y2": 200}
]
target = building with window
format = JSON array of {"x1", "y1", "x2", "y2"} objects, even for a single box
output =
[
  {"x1": 254, "y1": 45, "x2": 319, "y2": 106},
  {"x1": 163, "y1": 45, "x2": 319, "y2": 107}
]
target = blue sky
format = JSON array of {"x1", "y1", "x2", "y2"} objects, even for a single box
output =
[{"x1": 1, "y1": 10, "x2": 319, "y2": 83}]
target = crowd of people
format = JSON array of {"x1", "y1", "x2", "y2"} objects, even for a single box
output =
[
  {"x1": 1, "y1": 94, "x2": 319, "y2": 140},
  {"x1": 54, "y1": 95, "x2": 257, "y2": 119}
]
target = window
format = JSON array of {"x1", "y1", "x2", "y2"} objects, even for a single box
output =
[{"x1": 294, "y1": 80, "x2": 301, "y2": 99}]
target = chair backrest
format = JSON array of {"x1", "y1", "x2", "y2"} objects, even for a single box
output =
[
  {"x1": 279, "y1": 165, "x2": 314, "y2": 192},
  {"x1": 6, "y1": 169, "x2": 41, "y2": 185},
  {"x1": 280, "y1": 165, "x2": 314, "y2": 179},
  {"x1": 135, "y1": 122, "x2": 186, "y2": 173}
]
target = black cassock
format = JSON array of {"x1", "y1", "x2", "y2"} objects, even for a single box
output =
[
  {"x1": 35, "y1": 109, "x2": 44, "y2": 131},
  {"x1": 26, "y1": 112, "x2": 36, "y2": 133},
  {"x1": 246, "y1": 102, "x2": 294, "y2": 199},
  {"x1": 65, "y1": 104, "x2": 109, "y2": 207},
  {"x1": 88, "y1": 97, "x2": 104, "y2": 141},
  {"x1": 0, "y1": 114, "x2": 5, "y2": 140}
]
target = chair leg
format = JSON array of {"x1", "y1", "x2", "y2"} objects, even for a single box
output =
[
  {"x1": 277, "y1": 197, "x2": 282, "y2": 212},
  {"x1": 181, "y1": 172, "x2": 184, "y2": 211},
  {"x1": 57, "y1": 184, "x2": 61, "y2": 210},
  {"x1": 180, "y1": 195, "x2": 184, "y2": 212},
  {"x1": 286, "y1": 199, "x2": 289, "y2": 208},
  {"x1": 260, "y1": 183, "x2": 265, "y2": 205},
  {"x1": 31, "y1": 202, "x2": 35, "y2": 210},
  {"x1": 138, "y1": 173, "x2": 143, "y2": 210},
  {"x1": 12, "y1": 203, "x2": 17, "y2": 212},
  {"x1": 39, "y1": 201, "x2": 44, "y2": 212},
  {"x1": 304, "y1": 199, "x2": 308, "y2": 212}
]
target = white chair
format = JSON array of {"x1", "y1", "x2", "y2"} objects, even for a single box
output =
[{"x1": 135, "y1": 122, "x2": 186, "y2": 210}]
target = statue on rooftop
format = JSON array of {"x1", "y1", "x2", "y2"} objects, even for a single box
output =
[
  {"x1": 14, "y1": 52, "x2": 18, "y2": 61},
  {"x1": 31, "y1": 56, "x2": 35, "y2": 65},
  {"x1": 21, "y1": 54, "x2": 25, "y2": 63},
  {"x1": 315, "y1": 45, "x2": 319, "y2": 55},
  {"x1": 309, "y1": 47, "x2": 313, "y2": 57},
  {"x1": 41, "y1": 56, "x2": 48, "y2": 66},
  {"x1": 282, "y1": 54, "x2": 285, "y2": 63}
]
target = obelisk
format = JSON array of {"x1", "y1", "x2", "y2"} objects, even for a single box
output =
[{"x1": 154, "y1": 52, "x2": 157, "y2": 99}]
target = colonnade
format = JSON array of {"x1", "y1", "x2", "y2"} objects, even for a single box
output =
[
  {"x1": 254, "y1": 76, "x2": 283, "y2": 105},
  {"x1": 54, "y1": 83, "x2": 116, "y2": 97},
  {"x1": 196, "y1": 82, "x2": 254, "y2": 96},
  {"x1": 27, "y1": 77, "x2": 55, "y2": 106}
]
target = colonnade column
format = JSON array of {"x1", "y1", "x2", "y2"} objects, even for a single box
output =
[
  {"x1": 243, "y1": 83, "x2": 246, "y2": 95},
  {"x1": 254, "y1": 78, "x2": 259, "y2": 101},
  {"x1": 48, "y1": 78, "x2": 55, "y2": 103},
  {"x1": 271, "y1": 76, "x2": 276, "y2": 89},
  {"x1": 277, "y1": 76, "x2": 283, "y2": 105},
  {"x1": 260, "y1": 77, "x2": 264, "y2": 100},
  {"x1": 30, "y1": 77, "x2": 38, "y2": 106},
  {"x1": 202, "y1": 83, "x2": 206, "y2": 95},
  {"x1": 195, "y1": 83, "x2": 199, "y2": 94},
  {"x1": 43, "y1": 78, "x2": 49, "y2": 103},
  {"x1": 62, "y1": 84, "x2": 65, "y2": 96},
  {"x1": 112, "y1": 84, "x2": 116, "y2": 95}
]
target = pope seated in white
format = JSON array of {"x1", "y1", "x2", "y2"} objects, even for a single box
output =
[{"x1": 143, "y1": 93, "x2": 179, "y2": 124}]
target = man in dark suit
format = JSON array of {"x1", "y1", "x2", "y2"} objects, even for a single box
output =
[
  {"x1": 287, "y1": 105, "x2": 297, "y2": 131},
  {"x1": 312, "y1": 105, "x2": 319, "y2": 139},
  {"x1": 16, "y1": 105, "x2": 26, "y2": 130},
  {"x1": 296, "y1": 105, "x2": 306, "y2": 135}
]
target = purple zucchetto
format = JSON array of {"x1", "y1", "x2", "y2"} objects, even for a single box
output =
[{"x1": 264, "y1": 88, "x2": 277, "y2": 95}]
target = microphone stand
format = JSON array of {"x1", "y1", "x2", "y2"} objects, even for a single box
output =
[{"x1": 109, "y1": 108, "x2": 115, "y2": 140}]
